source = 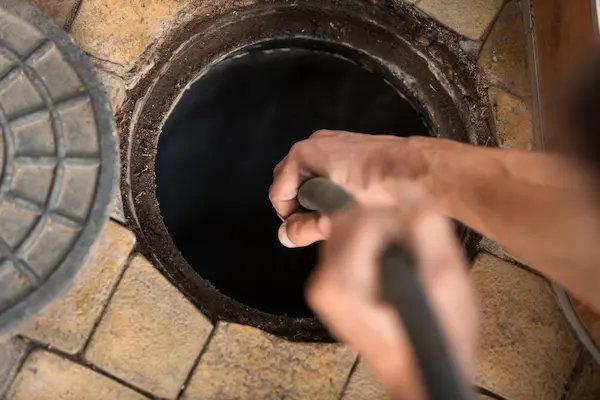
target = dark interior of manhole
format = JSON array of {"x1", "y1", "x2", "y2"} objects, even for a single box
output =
[{"x1": 155, "y1": 43, "x2": 429, "y2": 318}]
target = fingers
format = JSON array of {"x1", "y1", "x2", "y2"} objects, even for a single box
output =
[
  {"x1": 319, "y1": 206, "x2": 399, "y2": 273},
  {"x1": 270, "y1": 131, "x2": 339, "y2": 219},
  {"x1": 308, "y1": 205, "x2": 402, "y2": 310},
  {"x1": 306, "y1": 205, "x2": 423, "y2": 399},
  {"x1": 411, "y1": 211, "x2": 477, "y2": 381},
  {"x1": 413, "y1": 212, "x2": 465, "y2": 283},
  {"x1": 306, "y1": 204, "x2": 476, "y2": 398},
  {"x1": 278, "y1": 211, "x2": 330, "y2": 248},
  {"x1": 270, "y1": 155, "x2": 304, "y2": 220}
]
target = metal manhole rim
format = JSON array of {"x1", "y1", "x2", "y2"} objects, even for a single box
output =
[{"x1": 0, "y1": 0, "x2": 117, "y2": 334}]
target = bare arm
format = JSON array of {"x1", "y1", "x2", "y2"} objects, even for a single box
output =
[
  {"x1": 423, "y1": 139, "x2": 600, "y2": 308},
  {"x1": 270, "y1": 131, "x2": 600, "y2": 309}
]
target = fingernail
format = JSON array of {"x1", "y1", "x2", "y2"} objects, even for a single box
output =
[{"x1": 278, "y1": 223, "x2": 297, "y2": 248}]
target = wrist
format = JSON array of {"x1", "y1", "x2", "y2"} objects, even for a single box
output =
[{"x1": 391, "y1": 136, "x2": 463, "y2": 217}]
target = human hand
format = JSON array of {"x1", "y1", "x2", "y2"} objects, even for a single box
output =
[
  {"x1": 269, "y1": 130, "x2": 441, "y2": 248},
  {"x1": 306, "y1": 204, "x2": 477, "y2": 400}
]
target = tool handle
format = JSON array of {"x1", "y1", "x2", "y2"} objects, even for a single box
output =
[{"x1": 298, "y1": 177, "x2": 470, "y2": 400}]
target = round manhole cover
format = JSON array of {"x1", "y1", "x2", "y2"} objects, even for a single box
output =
[{"x1": 0, "y1": 0, "x2": 116, "y2": 333}]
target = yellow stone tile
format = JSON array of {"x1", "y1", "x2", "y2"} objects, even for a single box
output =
[
  {"x1": 183, "y1": 322, "x2": 356, "y2": 399},
  {"x1": 70, "y1": 0, "x2": 189, "y2": 67},
  {"x1": 7, "y1": 349, "x2": 147, "y2": 400},
  {"x1": 85, "y1": 255, "x2": 212, "y2": 399},
  {"x1": 0, "y1": 338, "x2": 28, "y2": 397},
  {"x1": 28, "y1": 0, "x2": 78, "y2": 28},
  {"x1": 417, "y1": 0, "x2": 502, "y2": 40},
  {"x1": 342, "y1": 361, "x2": 389, "y2": 400},
  {"x1": 110, "y1": 186, "x2": 126, "y2": 223},
  {"x1": 473, "y1": 254, "x2": 580, "y2": 399},
  {"x1": 565, "y1": 355, "x2": 600, "y2": 400},
  {"x1": 18, "y1": 221, "x2": 135, "y2": 354},
  {"x1": 488, "y1": 87, "x2": 534, "y2": 150},
  {"x1": 95, "y1": 68, "x2": 126, "y2": 113},
  {"x1": 479, "y1": 1, "x2": 531, "y2": 99}
]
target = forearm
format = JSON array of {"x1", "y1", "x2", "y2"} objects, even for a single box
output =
[{"x1": 412, "y1": 138, "x2": 600, "y2": 308}]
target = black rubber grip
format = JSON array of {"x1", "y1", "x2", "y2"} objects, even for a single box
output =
[{"x1": 297, "y1": 177, "x2": 471, "y2": 400}]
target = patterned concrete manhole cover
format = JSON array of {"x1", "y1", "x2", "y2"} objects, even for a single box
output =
[{"x1": 0, "y1": 0, "x2": 116, "y2": 333}]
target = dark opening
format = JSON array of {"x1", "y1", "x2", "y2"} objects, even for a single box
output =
[{"x1": 155, "y1": 43, "x2": 428, "y2": 318}]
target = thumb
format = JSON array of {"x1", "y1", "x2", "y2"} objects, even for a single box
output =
[{"x1": 278, "y1": 211, "x2": 331, "y2": 248}]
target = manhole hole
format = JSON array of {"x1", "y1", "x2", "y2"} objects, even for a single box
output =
[
  {"x1": 156, "y1": 41, "x2": 429, "y2": 319},
  {"x1": 121, "y1": 1, "x2": 491, "y2": 341},
  {"x1": 0, "y1": 0, "x2": 116, "y2": 333}
]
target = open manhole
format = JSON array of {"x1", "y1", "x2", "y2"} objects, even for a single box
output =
[
  {"x1": 121, "y1": 1, "x2": 491, "y2": 341},
  {"x1": 156, "y1": 41, "x2": 430, "y2": 319}
]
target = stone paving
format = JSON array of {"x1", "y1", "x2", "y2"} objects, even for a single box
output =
[{"x1": 0, "y1": 0, "x2": 598, "y2": 399}]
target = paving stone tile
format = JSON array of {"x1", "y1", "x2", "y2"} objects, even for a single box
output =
[
  {"x1": 18, "y1": 222, "x2": 135, "y2": 354},
  {"x1": 6, "y1": 349, "x2": 147, "y2": 400},
  {"x1": 95, "y1": 67, "x2": 126, "y2": 113},
  {"x1": 488, "y1": 86, "x2": 534, "y2": 150},
  {"x1": 70, "y1": 0, "x2": 191, "y2": 67},
  {"x1": 183, "y1": 322, "x2": 356, "y2": 400},
  {"x1": 342, "y1": 361, "x2": 389, "y2": 400},
  {"x1": 0, "y1": 337, "x2": 28, "y2": 398},
  {"x1": 342, "y1": 363, "x2": 504, "y2": 400},
  {"x1": 479, "y1": 0, "x2": 532, "y2": 99},
  {"x1": 417, "y1": 0, "x2": 502, "y2": 40},
  {"x1": 28, "y1": 0, "x2": 78, "y2": 28},
  {"x1": 565, "y1": 354, "x2": 600, "y2": 400},
  {"x1": 85, "y1": 255, "x2": 212, "y2": 399},
  {"x1": 473, "y1": 254, "x2": 580, "y2": 399},
  {"x1": 110, "y1": 188, "x2": 126, "y2": 223}
]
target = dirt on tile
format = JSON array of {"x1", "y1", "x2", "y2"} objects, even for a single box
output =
[
  {"x1": 473, "y1": 254, "x2": 580, "y2": 399},
  {"x1": 479, "y1": 0, "x2": 531, "y2": 99},
  {"x1": 70, "y1": 0, "x2": 193, "y2": 67},
  {"x1": 7, "y1": 349, "x2": 147, "y2": 400},
  {"x1": 342, "y1": 361, "x2": 389, "y2": 400},
  {"x1": 18, "y1": 222, "x2": 135, "y2": 354},
  {"x1": 182, "y1": 322, "x2": 356, "y2": 399},
  {"x1": 418, "y1": 0, "x2": 503, "y2": 40},
  {"x1": 84, "y1": 255, "x2": 212, "y2": 399},
  {"x1": 488, "y1": 86, "x2": 534, "y2": 150}
]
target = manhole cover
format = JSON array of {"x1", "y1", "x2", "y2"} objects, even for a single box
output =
[{"x1": 0, "y1": 0, "x2": 116, "y2": 333}]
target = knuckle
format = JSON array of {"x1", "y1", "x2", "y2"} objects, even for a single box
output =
[
  {"x1": 289, "y1": 141, "x2": 306, "y2": 157},
  {"x1": 311, "y1": 129, "x2": 330, "y2": 138},
  {"x1": 267, "y1": 183, "x2": 278, "y2": 201}
]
